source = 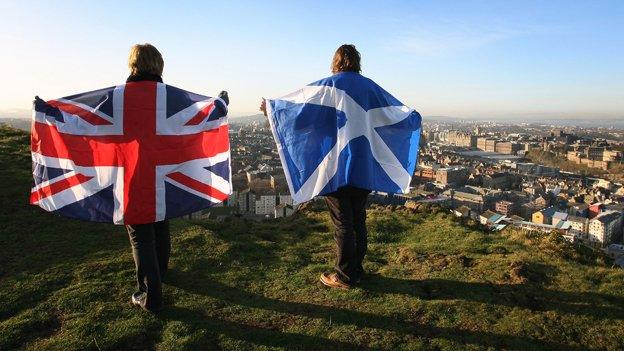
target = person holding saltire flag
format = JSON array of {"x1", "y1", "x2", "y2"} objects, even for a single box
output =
[
  {"x1": 260, "y1": 44, "x2": 422, "y2": 289},
  {"x1": 31, "y1": 43, "x2": 231, "y2": 311}
]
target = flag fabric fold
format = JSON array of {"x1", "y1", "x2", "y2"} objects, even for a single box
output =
[
  {"x1": 266, "y1": 72, "x2": 422, "y2": 204},
  {"x1": 30, "y1": 82, "x2": 231, "y2": 225}
]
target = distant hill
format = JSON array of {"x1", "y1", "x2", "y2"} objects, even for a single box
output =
[
  {"x1": 0, "y1": 118, "x2": 30, "y2": 131},
  {"x1": 1, "y1": 114, "x2": 265, "y2": 131},
  {"x1": 0, "y1": 112, "x2": 262, "y2": 133},
  {"x1": 1, "y1": 125, "x2": 624, "y2": 350},
  {"x1": 229, "y1": 114, "x2": 266, "y2": 125},
  {"x1": 425, "y1": 115, "x2": 624, "y2": 128}
]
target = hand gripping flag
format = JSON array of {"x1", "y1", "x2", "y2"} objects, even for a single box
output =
[
  {"x1": 266, "y1": 72, "x2": 422, "y2": 204},
  {"x1": 30, "y1": 82, "x2": 231, "y2": 225}
]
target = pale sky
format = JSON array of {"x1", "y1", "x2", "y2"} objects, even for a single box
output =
[{"x1": 0, "y1": 0, "x2": 622, "y2": 119}]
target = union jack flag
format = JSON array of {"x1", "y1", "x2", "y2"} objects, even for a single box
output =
[{"x1": 30, "y1": 82, "x2": 231, "y2": 225}]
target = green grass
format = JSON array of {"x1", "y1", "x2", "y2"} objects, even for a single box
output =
[{"x1": 2, "y1": 124, "x2": 624, "y2": 350}]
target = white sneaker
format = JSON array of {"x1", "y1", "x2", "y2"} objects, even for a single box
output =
[{"x1": 131, "y1": 292, "x2": 146, "y2": 307}]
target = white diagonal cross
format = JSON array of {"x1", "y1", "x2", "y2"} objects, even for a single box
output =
[{"x1": 268, "y1": 85, "x2": 416, "y2": 204}]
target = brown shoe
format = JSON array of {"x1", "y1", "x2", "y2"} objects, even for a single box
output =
[{"x1": 320, "y1": 272, "x2": 351, "y2": 289}]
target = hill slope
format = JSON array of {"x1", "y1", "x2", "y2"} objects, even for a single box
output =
[{"x1": 1, "y1": 125, "x2": 624, "y2": 351}]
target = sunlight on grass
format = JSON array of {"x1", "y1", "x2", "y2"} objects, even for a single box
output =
[{"x1": 2, "y1": 126, "x2": 624, "y2": 350}]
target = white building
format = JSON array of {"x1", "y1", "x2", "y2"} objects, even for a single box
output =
[
  {"x1": 274, "y1": 204, "x2": 295, "y2": 218},
  {"x1": 238, "y1": 189, "x2": 256, "y2": 214},
  {"x1": 255, "y1": 194, "x2": 277, "y2": 216},
  {"x1": 588, "y1": 210, "x2": 623, "y2": 245},
  {"x1": 567, "y1": 216, "x2": 588, "y2": 239},
  {"x1": 278, "y1": 194, "x2": 293, "y2": 206},
  {"x1": 551, "y1": 211, "x2": 568, "y2": 226}
]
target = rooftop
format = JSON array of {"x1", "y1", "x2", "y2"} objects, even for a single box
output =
[
  {"x1": 552, "y1": 212, "x2": 569, "y2": 220},
  {"x1": 592, "y1": 210, "x2": 622, "y2": 223}
]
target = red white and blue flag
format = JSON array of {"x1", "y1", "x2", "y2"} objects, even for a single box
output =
[
  {"x1": 30, "y1": 82, "x2": 231, "y2": 225},
  {"x1": 266, "y1": 72, "x2": 421, "y2": 204}
]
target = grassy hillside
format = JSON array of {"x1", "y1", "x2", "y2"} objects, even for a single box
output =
[{"x1": 2, "y1": 125, "x2": 624, "y2": 350}]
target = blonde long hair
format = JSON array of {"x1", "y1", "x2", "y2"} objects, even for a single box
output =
[{"x1": 128, "y1": 43, "x2": 164, "y2": 76}]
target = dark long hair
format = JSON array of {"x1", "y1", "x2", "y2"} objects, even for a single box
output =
[{"x1": 331, "y1": 44, "x2": 361, "y2": 74}]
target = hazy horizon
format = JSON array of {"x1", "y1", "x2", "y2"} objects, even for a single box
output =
[
  {"x1": 0, "y1": 1, "x2": 622, "y2": 119},
  {"x1": 4, "y1": 111, "x2": 624, "y2": 129}
]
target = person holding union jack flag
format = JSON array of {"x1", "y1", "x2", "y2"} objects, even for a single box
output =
[
  {"x1": 123, "y1": 44, "x2": 229, "y2": 312},
  {"x1": 31, "y1": 43, "x2": 231, "y2": 312},
  {"x1": 261, "y1": 44, "x2": 422, "y2": 290}
]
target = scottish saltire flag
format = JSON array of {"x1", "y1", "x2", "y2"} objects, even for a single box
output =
[
  {"x1": 266, "y1": 72, "x2": 421, "y2": 204},
  {"x1": 30, "y1": 82, "x2": 231, "y2": 225}
]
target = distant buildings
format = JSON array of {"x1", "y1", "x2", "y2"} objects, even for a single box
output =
[
  {"x1": 495, "y1": 200, "x2": 516, "y2": 216},
  {"x1": 588, "y1": 211, "x2": 623, "y2": 245},
  {"x1": 238, "y1": 189, "x2": 256, "y2": 214},
  {"x1": 566, "y1": 145, "x2": 622, "y2": 170},
  {"x1": 444, "y1": 130, "x2": 477, "y2": 148},
  {"x1": 495, "y1": 142, "x2": 522, "y2": 155},
  {"x1": 483, "y1": 173, "x2": 510, "y2": 190},
  {"x1": 436, "y1": 167, "x2": 469, "y2": 186},
  {"x1": 568, "y1": 203, "x2": 589, "y2": 217},
  {"x1": 232, "y1": 189, "x2": 294, "y2": 218},
  {"x1": 475, "y1": 137, "x2": 501, "y2": 152},
  {"x1": 444, "y1": 185, "x2": 502, "y2": 213},
  {"x1": 414, "y1": 166, "x2": 436, "y2": 181},
  {"x1": 551, "y1": 211, "x2": 569, "y2": 226},
  {"x1": 532, "y1": 207, "x2": 557, "y2": 225},
  {"x1": 275, "y1": 203, "x2": 295, "y2": 218},
  {"x1": 419, "y1": 119, "x2": 624, "y2": 249},
  {"x1": 520, "y1": 201, "x2": 545, "y2": 220},
  {"x1": 476, "y1": 137, "x2": 487, "y2": 151},
  {"x1": 526, "y1": 205, "x2": 623, "y2": 245},
  {"x1": 514, "y1": 163, "x2": 559, "y2": 176},
  {"x1": 567, "y1": 216, "x2": 589, "y2": 239},
  {"x1": 255, "y1": 193, "x2": 278, "y2": 216},
  {"x1": 212, "y1": 122, "x2": 301, "y2": 219},
  {"x1": 485, "y1": 139, "x2": 497, "y2": 152}
]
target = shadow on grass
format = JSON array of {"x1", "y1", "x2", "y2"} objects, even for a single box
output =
[
  {"x1": 0, "y1": 211, "x2": 128, "y2": 320},
  {"x1": 184, "y1": 214, "x2": 330, "y2": 274},
  {"x1": 161, "y1": 306, "x2": 372, "y2": 351},
  {"x1": 365, "y1": 275, "x2": 624, "y2": 320},
  {"x1": 0, "y1": 211, "x2": 127, "y2": 278},
  {"x1": 169, "y1": 276, "x2": 586, "y2": 351},
  {"x1": 0, "y1": 306, "x2": 62, "y2": 351}
]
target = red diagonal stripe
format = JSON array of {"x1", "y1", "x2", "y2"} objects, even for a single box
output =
[
  {"x1": 31, "y1": 121, "x2": 127, "y2": 166},
  {"x1": 138, "y1": 124, "x2": 231, "y2": 164},
  {"x1": 166, "y1": 171, "x2": 229, "y2": 202},
  {"x1": 30, "y1": 173, "x2": 93, "y2": 204},
  {"x1": 31, "y1": 122, "x2": 230, "y2": 168},
  {"x1": 184, "y1": 102, "x2": 215, "y2": 126},
  {"x1": 31, "y1": 81, "x2": 230, "y2": 225},
  {"x1": 48, "y1": 100, "x2": 113, "y2": 126}
]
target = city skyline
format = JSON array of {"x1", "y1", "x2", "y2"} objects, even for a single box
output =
[{"x1": 0, "y1": 1, "x2": 622, "y2": 119}]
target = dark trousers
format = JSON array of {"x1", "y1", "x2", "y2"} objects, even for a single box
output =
[
  {"x1": 324, "y1": 186, "x2": 371, "y2": 284},
  {"x1": 126, "y1": 220, "x2": 171, "y2": 310}
]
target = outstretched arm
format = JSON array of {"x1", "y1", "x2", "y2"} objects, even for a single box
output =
[{"x1": 218, "y1": 91, "x2": 229, "y2": 106}]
